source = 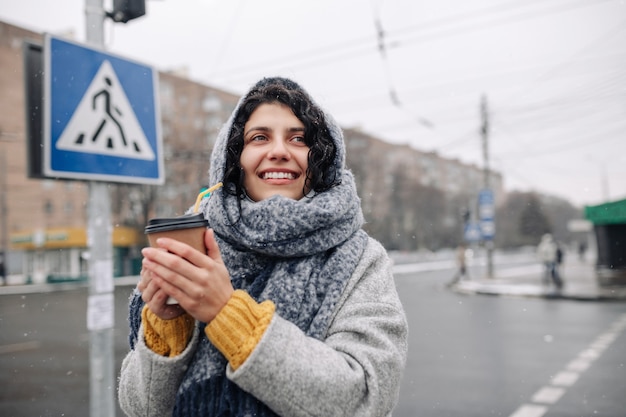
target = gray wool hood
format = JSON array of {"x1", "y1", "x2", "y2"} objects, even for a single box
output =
[{"x1": 207, "y1": 77, "x2": 347, "y2": 189}]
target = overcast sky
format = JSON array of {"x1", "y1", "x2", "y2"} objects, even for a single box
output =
[{"x1": 1, "y1": 0, "x2": 625, "y2": 207}]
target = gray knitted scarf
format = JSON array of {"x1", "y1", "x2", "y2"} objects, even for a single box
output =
[{"x1": 127, "y1": 78, "x2": 369, "y2": 416}]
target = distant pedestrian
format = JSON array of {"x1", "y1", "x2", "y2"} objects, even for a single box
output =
[
  {"x1": 578, "y1": 241, "x2": 587, "y2": 262},
  {"x1": 449, "y1": 244, "x2": 470, "y2": 285},
  {"x1": 536, "y1": 234, "x2": 563, "y2": 289},
  {"x1": 555, "y1": 242, "x2": 564, "y2": 278}
]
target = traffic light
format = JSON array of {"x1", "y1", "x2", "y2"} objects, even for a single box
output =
[{"x1": 110, "y1": 0, "x2": 145, "y2": 23}]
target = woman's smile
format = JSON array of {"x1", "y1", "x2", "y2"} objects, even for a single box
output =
[{"x1": 260, "y1": 170, "x2": 298, "y2": 180}]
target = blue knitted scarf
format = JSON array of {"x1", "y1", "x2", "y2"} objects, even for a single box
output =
[{"x1": 128, "y1": 173, "x2": 368, "y2": 416}]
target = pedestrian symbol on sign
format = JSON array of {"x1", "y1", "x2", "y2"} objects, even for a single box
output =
[{"x1": 56, "y1": 60, "x2": 155, "y2": 160}]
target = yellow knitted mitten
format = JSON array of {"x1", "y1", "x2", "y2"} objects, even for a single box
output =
[
  {"x1": 205, "y1": 290, "x2": 275, "y2": 370},
  {"x1": 142, "y1": 305, "x2": 195, "y2": 357}
]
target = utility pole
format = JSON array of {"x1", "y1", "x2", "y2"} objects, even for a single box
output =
[
  {"x1": 481, "y1": 95, "x2": 490, "y2": 190},
  {"x1": 480, "y1": 94, "x2": 494, "y2": 278},
  {"x1": 83, "y1": 2, "x2": 146, "y2": 415},
  {"x1": 84, "y1": 1, "x2": 115, "y2": 416}
]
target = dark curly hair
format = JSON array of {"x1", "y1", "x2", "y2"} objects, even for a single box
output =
[{"x1": 223, "y1": 77, "x2": 339, "y2": 199}]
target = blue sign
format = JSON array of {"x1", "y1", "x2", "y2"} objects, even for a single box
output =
[
  {"x1": 478, "y1": 188, "x2": 495, "y2": 240},
  {"x1": 480, "y1": 219, "x2": 495, "y2": 240},
  {"x1": 464, "y1": 221, "x2": 482, "y2": 243},
  {"x1": 43, "y1": 34, "x2": 163, "y2": 184}
]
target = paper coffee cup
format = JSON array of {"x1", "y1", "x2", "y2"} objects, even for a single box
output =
[{"x1": 145, "y1": 213, "x2": 209, "y2": 304}]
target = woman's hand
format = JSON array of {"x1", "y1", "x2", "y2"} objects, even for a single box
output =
[
  {"x1": 138, "y1": 263, "x2": 186, "y2": 320},
  {"x1": 140, "y1": 229, "x2": 234, "y2": 323}
]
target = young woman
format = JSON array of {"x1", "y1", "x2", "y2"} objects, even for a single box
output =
[{"x1": 118, "y1": 77, "x2": 408, "y2": 417}]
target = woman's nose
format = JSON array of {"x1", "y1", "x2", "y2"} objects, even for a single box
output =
[{"x1": 267, "y1": 139, "x2": 290, "y2": 160}]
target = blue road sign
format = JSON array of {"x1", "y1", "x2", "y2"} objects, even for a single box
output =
[
  {"x1": 480, "y1": 219, "x2": 495, "y2": 240},
  {"x1": 43, "y1": 34, "x2": 163, "y2": 184},
  {"x1": 478, "y1": 188, "x2": 495, "y2": 240},
  {"x1": 464, "y1": 221, "x2": 482, "y2": 243},
  {"x1": 478, "y1": 189, "x2": 494, "y2": 219}
]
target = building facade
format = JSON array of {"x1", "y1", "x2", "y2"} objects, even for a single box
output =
[
  {"x1": 0, "y1": 19, "x2": 504, "y2": 281},
  {"x1": 0, "y1": 21, "x2": 240, "y2": 281}
]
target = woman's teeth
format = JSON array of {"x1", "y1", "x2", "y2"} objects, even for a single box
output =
[{"x1": 262, "y1": 172, "x2": 295, "y2": 180}]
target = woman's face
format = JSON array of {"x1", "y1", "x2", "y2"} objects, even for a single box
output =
[{"x1": 240, "y1": 103, "x2": 310, "y2": 201}]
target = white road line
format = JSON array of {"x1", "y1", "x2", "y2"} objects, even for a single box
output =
[
  {"x1": 578, "y1": 348, "x2": 600, "y2": 361},
  {"x1": 509, "y1": 404, "x2": 548, "y2": 417},
  {"x1": 591, "y1": 338, "x2": 612, "y2": 351},
  {"x1": 566, "y1": 358, "x2": 591, "y2": 372},
  {"x1": 595, "y1": 332, "x2": 617, "y2": 345},
  {"x1": 599, "y1": 332, "x2": 618, "y2": 342},
  {"x1": 551, "y1": 371, "x2": 579, "y2": 387},
  {"x1": 532, "y1": 386, "x2": 565, "y2": 404},
  {"x1": 508, "y1": 312, "x2": 626, "y2": 417}
]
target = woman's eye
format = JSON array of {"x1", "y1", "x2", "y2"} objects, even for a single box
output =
[
  {"x1": 250, "y1": 135, "x2": 267, "y2": 142},
  {"x1": 292, "y1": 136, "x2": 306, "y2": 144}
]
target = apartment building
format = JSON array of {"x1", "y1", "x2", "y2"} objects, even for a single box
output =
[
  {"x1": 0, "y1": 19, "x2": 503, "y2": 280},
  {"x1": 343, "y1": 127, "x2": 503, "y2": 248},
  {"x1": 0, "y1": 21, "x2": 239, "y2": 281}
]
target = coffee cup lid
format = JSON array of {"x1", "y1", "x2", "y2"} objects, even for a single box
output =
[{"x1": 145, "y1": 213, "x2": 208, "y2": 234}]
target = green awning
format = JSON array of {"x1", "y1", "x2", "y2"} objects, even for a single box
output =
[{"x1": 585, "y1": 198, "x2": 626, "y2": 225}]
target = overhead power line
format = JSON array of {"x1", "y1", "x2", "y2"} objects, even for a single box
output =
[
  {"x1": 500, "y1": 17, "x2": 626, "y2": 104},
  {"x1": 207, "y1": 0, "x2": 247, "y2": 79},
  {"x1": 370, "y1": 1, "x2": 434, "y2": 129},
  {"x1": 386, "y1": 0, "x2": 615, "y2": 49},
  {"x1": 211, "y1": 0, "x2": 611, "y2": 81},
  {"x1": 495, "y1": 121, "x2": 625, "y2": 160}
]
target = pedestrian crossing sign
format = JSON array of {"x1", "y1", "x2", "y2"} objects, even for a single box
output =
[{"x1": 43, "y1": 34, "x2": 163, "y2": 184}]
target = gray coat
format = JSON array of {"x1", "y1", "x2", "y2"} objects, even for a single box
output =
[{"x1": 118, "y1": 237, "x2": 408, "y2": 417}]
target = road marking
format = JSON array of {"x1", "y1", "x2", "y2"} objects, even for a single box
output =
[
  {"x1": 591, "y1": 339, "x2": 611, "y2": 350},
  {"x1": 0, "y1": 340, "x2": 41, "y2": 354},
  {"x1": 578, "y1": 348, "x2": 600, "y2": 360},
  {"x1": 531, "y1": 386, "x2": 565, "y2": 404},
  {"x1": 509, "y1": 404, "x2": 547, "y2": 417},
  {"x1": 566, "y1": 358, "x2": 591, "y2": 372},
  {"x1": 508, "y1": 312, "x2": 626, "y2": 417},
  {"x1": 551, "y1": 371, "x2": 579, "y2": 386}
]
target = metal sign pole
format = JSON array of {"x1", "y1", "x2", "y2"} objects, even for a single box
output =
[
  {"x1": 480, "y1": 94, "x2": 494, "y2": 279},
  {"x1": 85, "y1": 1, "x2": 116, "y2": 416}
]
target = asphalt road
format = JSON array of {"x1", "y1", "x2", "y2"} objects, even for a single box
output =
[
  {"x1": 0, "y1": 286, "x2": 132, "y2": 417},
  {"x1": 1, "y1": 259, "x2": 625, "y2": 417},
  {"x1": 394, "y1": 266, "x2": 626, "y2": 417}
]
